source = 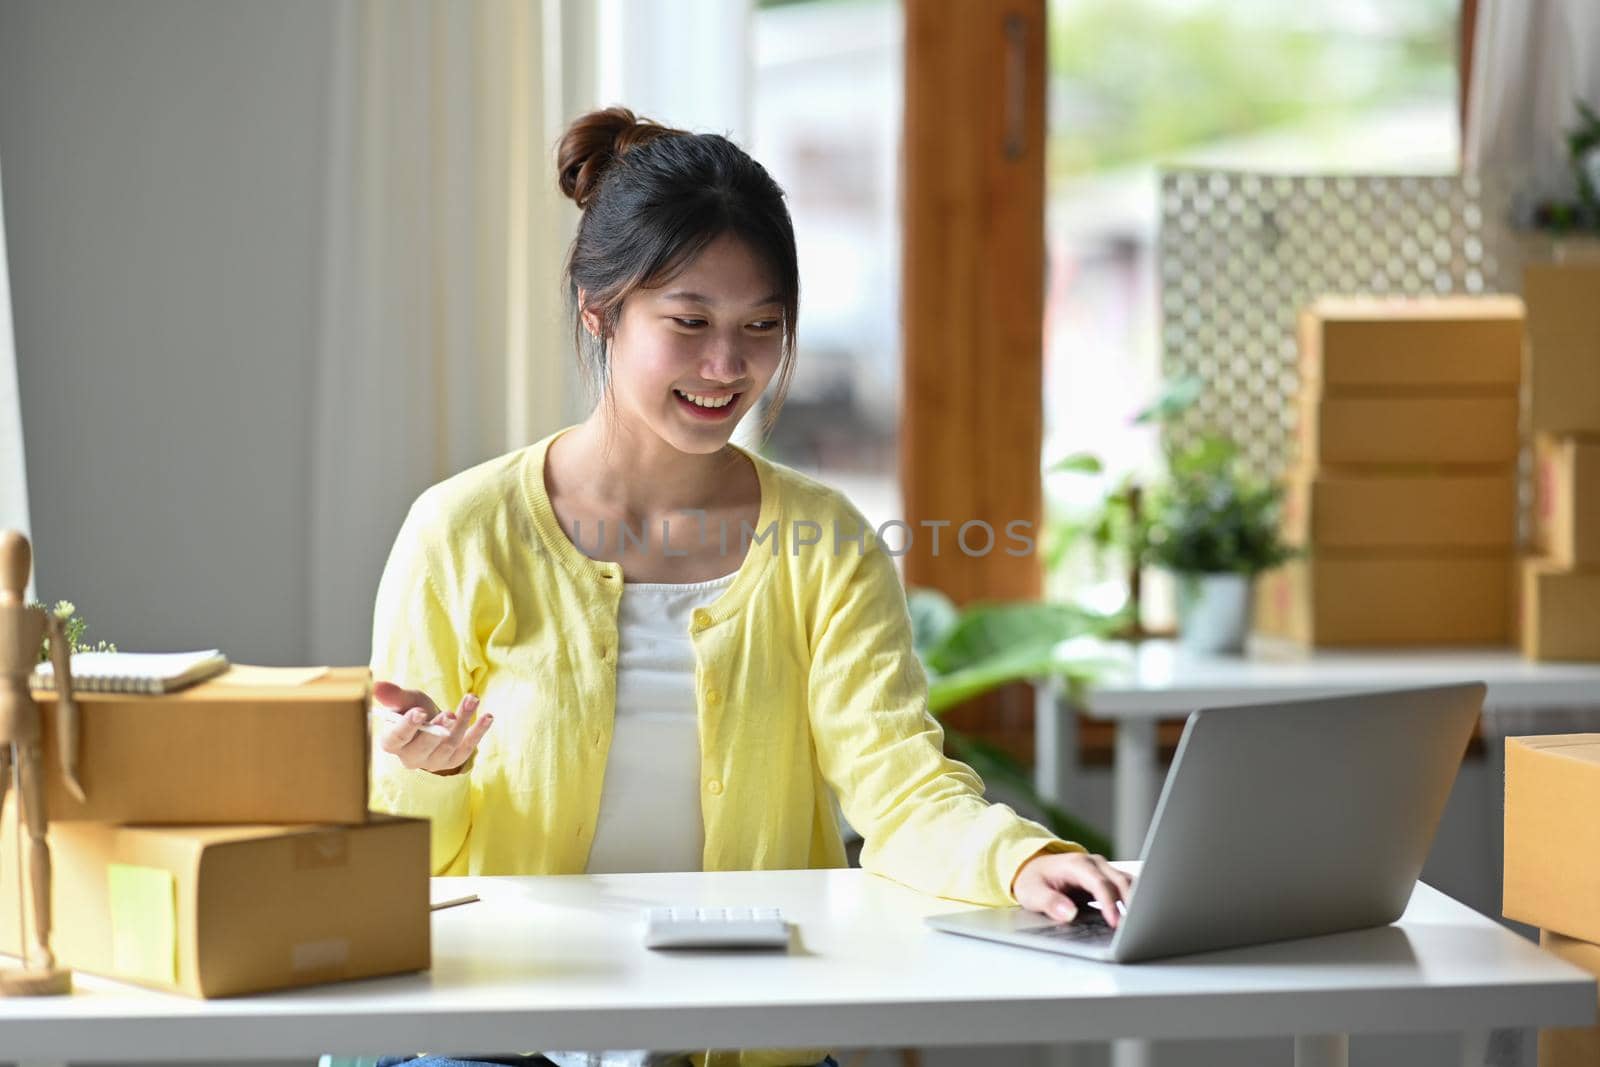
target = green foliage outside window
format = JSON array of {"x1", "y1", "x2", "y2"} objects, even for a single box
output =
[{"x1": 1047, "y1": 0, "x2": 1458, "y2": 178}]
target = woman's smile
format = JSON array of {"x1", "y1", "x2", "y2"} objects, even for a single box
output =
[{"x1": 673, "y1": 387, "x2": 742, "y2": 420}]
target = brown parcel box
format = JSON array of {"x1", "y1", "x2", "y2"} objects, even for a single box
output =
[
  {"x1": 1525, "y1": 261, "x2": 1600, "y2": 434},
  {"x1": 1538, "y1": 930, "x2": 1600, "y2": 1067},
  {"x1": 1535, "y1": 435, "x2": 1600, "y2": 567},
  {"x1": 1299, "y1": 295, "x2": 1525, "y2": 389},
  {"x1": 1284, "y1": 470, "x2": 1516, "y2": 549},
  {"x1": 1504, "y1": 736, "x2": 1600, "y2": 944},
  {"x1": 1297, "y1": 392, "x2": 1520, "y2": 467},
  {"x1": 0, "y1": 814, "x2": 429, "y2": 997},
  {"x1": 1254, "y1": 553, "x2": 1511, "y2": 646},
  {"x1": 32, "y1": 666, "x2": 371, "y2": 823},
  {"x1": 1520, "y1": 560, "x2": 1600, "y2": 662}
]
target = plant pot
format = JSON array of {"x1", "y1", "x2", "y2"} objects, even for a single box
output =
[{"x1": 1175, "y1": 572, "x2": 1253, "y2": 655}]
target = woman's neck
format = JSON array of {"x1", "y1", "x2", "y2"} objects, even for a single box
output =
[{"x1": 551, "y1": 413, "x2": 748, "y2": 520}]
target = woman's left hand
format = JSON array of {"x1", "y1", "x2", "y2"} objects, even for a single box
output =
[{"x1": 1012, "y1": 850, "x2": 1135, "y2": 927}]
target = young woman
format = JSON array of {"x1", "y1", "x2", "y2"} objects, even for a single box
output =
[{"x1": 368, "y1": 107, "x2": 1132, "y2": 1067}]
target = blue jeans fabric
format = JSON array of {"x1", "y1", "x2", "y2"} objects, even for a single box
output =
[
  {"x1": 375, "y1": 1059, "x2": 841, "y2": 1067},
  {"x1": 376, "y1": 1062, "x2": 844, "y2": 1067},
  {"x1": 376, "y1": 1060, "x2": 554, "y2": 1067}
]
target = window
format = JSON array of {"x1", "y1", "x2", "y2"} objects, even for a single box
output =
[
  {"x1": 1042, "y1": 0, "x2": 1461, "y2": 613},
  {"x1": 750, "y1": 0, "x2": 903, "y2": 533}
]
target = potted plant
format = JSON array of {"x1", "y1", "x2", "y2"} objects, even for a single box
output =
[
  {"x1": 1144, "y1": 436, "x2": 1294, "y2": 654},
  {"x1": 1043, "y1": 376, "x2": 1205, "y2": 637},
  {"x1": 1520, "y1": 98, "x2": 1600, "y2": 233}
]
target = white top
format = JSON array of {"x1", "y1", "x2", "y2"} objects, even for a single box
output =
[
  {"x1": 9, "y1": 869, "x2": 1594, "y2": 1060},
  {"x1": 549, "y1": 572, "x2": 738, "y2": 1067},
  {"x1": 583, "y1": 571, "x2": 736, "y2": 876}
]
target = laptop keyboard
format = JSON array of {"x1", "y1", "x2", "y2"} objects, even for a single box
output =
[{"x1": 1033, "y1": 908, "x2": 1115, "y2": 944}]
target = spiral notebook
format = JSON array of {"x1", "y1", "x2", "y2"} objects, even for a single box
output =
[{"x1": 32, "y1": 649, "x2": 231, "y2": 695}]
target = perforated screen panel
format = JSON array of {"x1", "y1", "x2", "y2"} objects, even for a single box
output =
[{"x1": 1157, "y1": 169, "x2": 1516, "y2": 478}]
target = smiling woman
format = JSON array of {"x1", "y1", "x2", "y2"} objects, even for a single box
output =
[
  {"x1": 363, "y1": 105, "x2": 1127, "y2": 1067},
  {"x1": 557, "y1": 107, "x2": 800, "y2": 447}
]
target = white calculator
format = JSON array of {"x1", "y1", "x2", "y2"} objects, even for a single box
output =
[{"x1": 643, "y1": 906, "x2": 790, "y2": 950}]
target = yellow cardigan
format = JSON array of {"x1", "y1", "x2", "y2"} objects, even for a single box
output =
[{"x1": 368, "y1": 427, "x2": 1078, "y2": 1064}]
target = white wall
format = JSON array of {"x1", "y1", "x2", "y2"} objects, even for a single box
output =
[
  {"x1": 0, "y1": 0, "x2": 337, "y2": 664},
  {"x1": 0, "y1": 154, "x2": 32, "y2": 577}
]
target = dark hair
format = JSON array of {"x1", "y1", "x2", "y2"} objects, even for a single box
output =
[{"x1": 557, "y1": 106, "x2": 799, "y2": 440}]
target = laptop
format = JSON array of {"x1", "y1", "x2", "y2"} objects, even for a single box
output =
[{"x1": 926, "y1": 683, "x2": 1483, "y2": 963}]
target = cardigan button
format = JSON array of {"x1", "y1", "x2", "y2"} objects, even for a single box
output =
[
  {"x1": 705, "y1": 779, "x2": 724, "y2": 796},
  {"x1": 691, "y1": 609, "x2": 713, "y2": 632},
  {"x1": 705, "y1": 689, "x2": 721, "y2": 706}
]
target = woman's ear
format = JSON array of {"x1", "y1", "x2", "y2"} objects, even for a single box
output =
[{"x1": 577, "y1": 289, "x2": 603, "y2": 339}]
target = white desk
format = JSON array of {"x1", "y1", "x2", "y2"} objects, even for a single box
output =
[
  {"x1": 1, "y1": 869, "x2": 1593, "y2": 1067},
  {"x1": 1035, "y1": 640, "x2": 1600, "y2": 858}
]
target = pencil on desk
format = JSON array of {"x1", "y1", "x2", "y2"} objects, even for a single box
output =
[{"x1": 430, "y1": 893, "x2": 480, "y2": 912}]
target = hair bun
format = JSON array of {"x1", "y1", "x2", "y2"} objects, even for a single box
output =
[{"x1": 558, "y1": 107, "x2": 685, "y2": 209}]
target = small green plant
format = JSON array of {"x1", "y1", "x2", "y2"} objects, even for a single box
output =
[
  {"x1": 1048, "y1": 376, "x2": 1205, "y2": 569},
  {"x1": 28, "y1": 600, "x2": 117, "y2": 663},
  {"x1": 1145, "y1": 437, "x2": 1295, "y2": 576},
  {"x1": 1044, "y1": 376, "x2": 1205, "y2": 630},
  {"x1": 1525, "y1": 98, "x2": 1600, "y2": 232},
  {"x1": 1571, "y1": 99, "x2": 1600, "y2": 216},
  {"x1": 1044, "y1": 451, "x2": 1148, "y2": 582}
]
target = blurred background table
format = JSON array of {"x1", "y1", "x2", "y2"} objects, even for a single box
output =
[{"x1": 1035, "y1": 639, "x2": 1600, "y2": 859}]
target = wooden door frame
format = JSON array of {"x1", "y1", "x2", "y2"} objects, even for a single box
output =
[{"x1": 900, "y1": 0, "x2": 1046, "y2": 757}]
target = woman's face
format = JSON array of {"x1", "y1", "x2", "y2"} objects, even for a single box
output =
[{"x1": 591, "y1": 234, "x2": 785, "y2": 456}]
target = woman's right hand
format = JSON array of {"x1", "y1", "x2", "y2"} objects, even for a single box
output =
[{"x1": 372, "y1": 679, "x2": 493, "y2": 775}]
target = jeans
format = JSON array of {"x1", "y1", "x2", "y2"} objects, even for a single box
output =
[
  {"x1": 376, "y1": 1060, "x2": 556, "y2": 1067},
  {"x1": 375, "y1": 1058, "x2": 841, "y2": 1067}
]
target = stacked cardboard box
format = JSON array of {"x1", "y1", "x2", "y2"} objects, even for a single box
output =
[
  {"x1": 1522, "y1": 261, "x2": 1600, "y2": 661},
  {"x1": 1503, "y1": 736, "x2": 1600, "y2": 1064},
  {"x1": 1, "y1": 667, "x2": 430, "y2": 996},
  {"x1": 1257, "y1": 296, "x2": 1522, "y2": 646}
]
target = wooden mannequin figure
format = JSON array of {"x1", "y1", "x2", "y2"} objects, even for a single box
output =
[{"x1": 0, "y1": 529, "x2": 84, "y2": 996}]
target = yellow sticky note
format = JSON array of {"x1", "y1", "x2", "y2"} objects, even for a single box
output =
[{"x1": 107, "y1": 864, "x2": 177, "y2": 985}]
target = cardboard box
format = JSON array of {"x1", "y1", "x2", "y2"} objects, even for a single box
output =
[
  {"x1": 0, "y1": 814, "x2": 429, "y2": 997},
  {"x1": 1299, "y1": 296, "x2": 1525, "y2": 389},
  {"x1": 1538, "y1": 930, "x2": 1600, "y2": 1067},
  {"x1": 1525, "y1": 261, "x2": 1600, "y2": 434},
  {"x1": 1298, "y1": 392, "x2": 1521, "y2": 467},
  {"x1": 1505, "y1": 736, "x2": 1600, "y2": 944},
  {"x1": 1520, "y1": 560, "x2": 1600, "y2": 661},
  {"x1": 32, "y1": 666, "x2": 372, "y2": 824},
  {"x1": 1285, "y1": 470, "x2": 1516, "y2": 549},
  {"x1": 1253, "y1": 553, "x2": 1511, "y2": 646},
  {"x1": 1535, "y1": 435, "x2": 1600, "y2": 566}
]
